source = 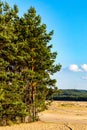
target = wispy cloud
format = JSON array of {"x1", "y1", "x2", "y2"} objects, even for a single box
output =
[
  {"x1": 69, "y1": 64, "x2": 82, "y2": 72},
  {"x1": 82, "y1": 76, "x2": 87, "y2": 80}
]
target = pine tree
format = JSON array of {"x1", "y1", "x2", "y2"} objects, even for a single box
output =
[
  {"x1": 16, "y1": 7, "x2": 62, "y2": 121},
  {"x1": 0, "y1": 2, "x2": 27, "y2": 125},
  {"x1": 0, "y1": 1, "x2": 61, "y2": 124}
]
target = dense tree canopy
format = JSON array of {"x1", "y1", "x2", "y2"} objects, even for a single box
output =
[
  {"x1": 0, "y1": 1, "x2": 61, "y2": 125},
  {"x1": 51, "y1": 89, "x2": 87, "y2": 101}
]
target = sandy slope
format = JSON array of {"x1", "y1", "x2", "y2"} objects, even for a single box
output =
[
  {"x1": 39, "y1": 101, "x2": 87, "y2": 130},
  {"x1": 0, "y1": 101, "x2": 87, "y2": 130}
]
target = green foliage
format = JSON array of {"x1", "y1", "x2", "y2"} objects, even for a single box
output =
[
  {"x1": 0, "y1": 1, "x2": 61, "y2": 125},
  {"x1": 51, "y1": 89, "x2": 87, "y2": 101}
]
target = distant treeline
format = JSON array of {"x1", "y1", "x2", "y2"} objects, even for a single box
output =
[{"x1": 48, "y1": 89, "x2": 87, "y2": 101}]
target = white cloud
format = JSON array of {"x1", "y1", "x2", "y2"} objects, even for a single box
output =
[
  {"x1": 69, "y1": 64, "x2": 82, "y2": 72},
  {"x1": 81, "y1": 64, "x2": 87, "y2": 71},
  {"x1": 67, "y1": 64, "x2": 87, "y2": 72}
]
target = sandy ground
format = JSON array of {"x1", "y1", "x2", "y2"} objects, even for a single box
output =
[
  {"x1": 0, "y1": 101, "x2": 87, "y2": 130},
  {"x1": 39, "y1": 101, "x2": 87, "y2": 130}
]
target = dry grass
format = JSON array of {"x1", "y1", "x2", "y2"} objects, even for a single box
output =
[{"x1": 0, "y1": 101, "x2": 87, "y2": 130}]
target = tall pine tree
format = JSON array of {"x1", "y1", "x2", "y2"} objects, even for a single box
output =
[
  {"x1": 0, "y1": 1, "x2": 61, "y2": 124},
  {"x1": 0, "y1": 2, "x2": 27, "y2": 125},
  {"x1": 16, "y1": 7, "x2": 61, "y2": 121}
]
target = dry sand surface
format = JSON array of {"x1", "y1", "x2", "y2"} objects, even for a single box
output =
[
  {"x1": 0, "y1": 101, "x2": 87, "y2": 130},
  {"x1": 39, "y1": 101, "x2": 87, "y2": 130}
]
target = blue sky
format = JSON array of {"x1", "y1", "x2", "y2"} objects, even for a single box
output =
[{"x1": 5, "y1": 0, "x2": 87, "y2": 90}]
